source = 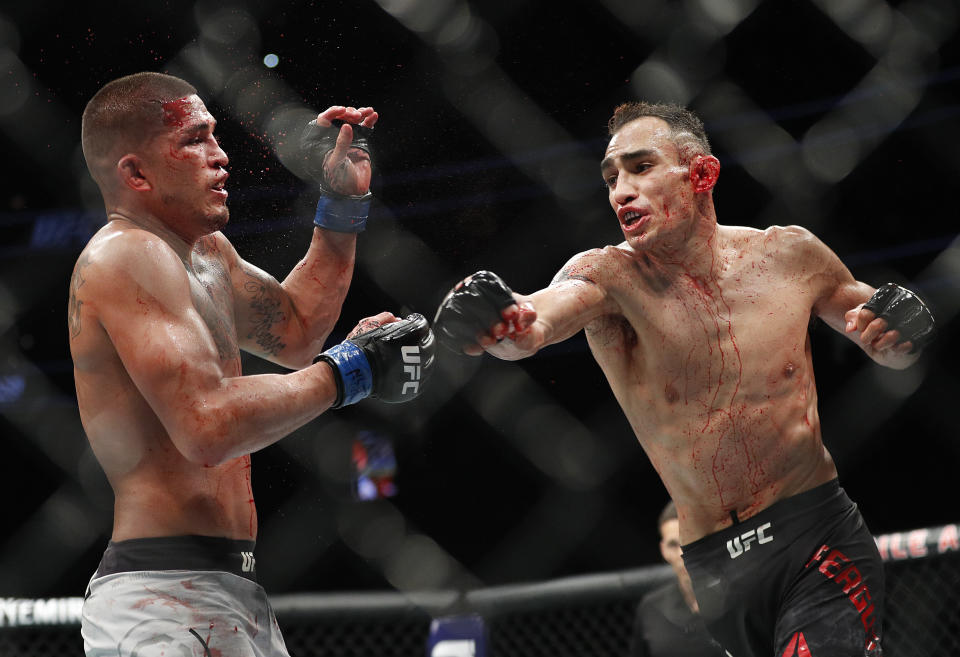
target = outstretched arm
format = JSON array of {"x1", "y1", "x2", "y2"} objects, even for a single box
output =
[
  {"x1": 230, "y1": 105, "x2": 378, "y2": 369},
  {"x1": 435, "y1": 251, "x2": 621, "y2": 360}
]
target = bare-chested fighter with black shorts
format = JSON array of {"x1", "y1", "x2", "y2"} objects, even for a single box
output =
[
  {"x1": 434, "y1": 102, "x2": 934, "y2": 656},
  {"x1": 71, "y1": 72, "x2": 434, "y2": 657}
]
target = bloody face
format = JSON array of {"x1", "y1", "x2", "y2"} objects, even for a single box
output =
[
  {"x1": 600, "y1": 117, "x2": 698, "y2": 253},
  {"x1": 142, "y1": 94, "x2": 230, "y2": 239}
]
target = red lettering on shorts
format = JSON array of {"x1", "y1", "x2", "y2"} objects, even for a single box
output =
[
  {"x1": 781, "y1": 631, "x2": 812, "y2": 656},
  {"x1": 848, "y1": 584, "x2": 872, "y2": 613},
  {"x1": 861, "y1": 602, "x2": 878, "y2": 632},
  {"x1": 834, "y1": 564, "x2": 862, "y2": 594},
  {"x1": 817, "y1": 549, "x2": 849, "y2": 578},
  {"x1": 805, "y1": 543, "x2": 880, "y2": 652},
  {"x1": 805, "y1": 544, "x2": 829, "y2": 568}
]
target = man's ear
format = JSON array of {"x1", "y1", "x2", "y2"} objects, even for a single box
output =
[
  {"x1": 117, "y1": 154, "x2": 152, "y2": 192},
  {"x1": 689, "y1": 154, "x2": 720, "y2": 193}
]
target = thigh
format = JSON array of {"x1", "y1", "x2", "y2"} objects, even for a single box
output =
[
  {"x1": 82, "y1": 572, "x2": 283, "y2": 657},
  {"x1": 776, "y1": 527, "x2": 884, "y2": 656},
  {"x1": 687, "y1": 556, "x2": 778, "y2": 657},
  {"x1": 117, "y1": 619, "x2": 258, "y2": 657},
  {"x1": 85, "y1": 604, "x2": 260, "y2": 657}
]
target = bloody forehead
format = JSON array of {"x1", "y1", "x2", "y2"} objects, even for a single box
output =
[{"x1": 161, "y1": 96, "x2": 205, "y2": 129}]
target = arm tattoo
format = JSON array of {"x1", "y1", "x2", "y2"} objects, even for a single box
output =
[
  {"x1": 551, "y1": 267, "x2": 595, "y2": 286},
  {"x1": 68, "y1": 252, "x2": 91, "y2": 339},
  {"x1": 244, "y1": 280, "x2": 288, "y2": 356}
]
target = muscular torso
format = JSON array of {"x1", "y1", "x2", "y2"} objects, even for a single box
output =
[
  {"x1": 71, "y1": 229, "x2": 256, "y2": 541},
  {"x1": 581, "y1": 227, "x2": 837, "y2": 542}
]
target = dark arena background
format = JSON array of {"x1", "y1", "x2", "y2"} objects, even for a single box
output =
[{"x1": 1, "y1": 0, "x2": 959, "y2": 655}]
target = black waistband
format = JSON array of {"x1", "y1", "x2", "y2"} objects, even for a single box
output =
[
  {"x1": 94, "y1": 535, "x2": 258, "y2": 582},
  {"x1": 682, "y1": 478, "x2": 844, "y2": 553}
]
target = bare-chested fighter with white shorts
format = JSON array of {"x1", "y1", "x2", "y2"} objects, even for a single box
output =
[
  {"x1": 434, "y1": 102, "x2": 934, "y2": 656},
  {"x1": 72, "y1": 72, "x2": 434, "y2": 657}
]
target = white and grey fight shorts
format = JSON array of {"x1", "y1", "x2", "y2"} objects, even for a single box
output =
[{"x1": 81, "y1": 535, "x2": 290, "y2": 657}]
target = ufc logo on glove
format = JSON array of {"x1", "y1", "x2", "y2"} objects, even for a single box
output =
[
  {"x1": 315, "y1": 313, "x2": 435, "y2": 408},
  {"x1": 401, "y1": 346, "x2": 422, "y2": 395}
]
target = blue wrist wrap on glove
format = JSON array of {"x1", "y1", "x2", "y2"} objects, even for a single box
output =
[
  {"x1": 319, "y1": 341, "x2": 373, "y2": 406},
  {"x1": 314, "y1": 195, "x2": 372, "y2": 233}
]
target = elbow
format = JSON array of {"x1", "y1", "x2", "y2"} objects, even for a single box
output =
[
  {"x1": 171, "y1": 405, "x2": 239, "y2": 466},
  {"x1": 173, "y1": 430, "x2": 232, "y2": 467}
]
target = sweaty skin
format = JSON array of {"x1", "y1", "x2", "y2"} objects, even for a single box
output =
[
  {"x1": 69, "y1": 95, "x2": 382, "y2": 541},
  {"x1": 475, "y1": 117, "x2": 918, "y2": 545}
]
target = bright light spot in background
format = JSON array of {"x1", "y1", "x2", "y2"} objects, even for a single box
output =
[{"x1": 263, "y1": 53, "x2": 279, "y2": 68}]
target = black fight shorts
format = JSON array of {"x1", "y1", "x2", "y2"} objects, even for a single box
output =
[{"x1": 681, "y1": 479, "x2": 883, "y2": 657}]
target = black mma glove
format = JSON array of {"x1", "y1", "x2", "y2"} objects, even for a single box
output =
[
  {"x1": 434, "y1": 271, "x2": 516, "y2": 353},
  {"x1": 301, "y1": 119, "x2": 374, "y2": 233},
  {"x1": 862, "y1": 283, "x2": 935, "y2": 353},
  {"x1": 315, "y1": 314, "x2": 436, "y2": 408}
]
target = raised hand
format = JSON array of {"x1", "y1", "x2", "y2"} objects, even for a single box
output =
[{"x1": 302, "y1": 105, "x2": 378, "y2": 197}]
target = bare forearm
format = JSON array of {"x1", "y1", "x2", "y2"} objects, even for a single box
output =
[
  {"x1": 235, "y1": 229, "x2": 357, "y2": 367},
  {"x1": 834, "y1": 281, "x2": 933, "y2": 370},
  {"x1": 484, "y1": 322, "x2": 546, "y2": 361},
  {"x1": 279, "y1": 228, "x2": 357, "y2": 359},
  {"x1": 484, "y1": 287, "x2": 598, "y2": 360},
  {"x1": 174, "y1": 362, "x2": 337, "y2": 465}
]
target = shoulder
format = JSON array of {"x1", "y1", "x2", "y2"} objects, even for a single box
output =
[
  {"x1": 77, "y1": 224, "x2": 190, "y2": 304},
  {"x1": 750, "y1": 226, "x2": 855, "y2": 309},
  {"x1": 719, "y1": 223, "x2": 817, "y2": 251},
  {"x1": 723, "y1": 224, "x2": 839, "y2": 273},
  {"x1": 758, "y1": 224, "x2": 829, "y2": 257},
  {"x1": 550, "y1": 244, "x2": 633, "y2": 286}
]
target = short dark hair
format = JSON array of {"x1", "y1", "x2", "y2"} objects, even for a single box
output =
[
  {"x1": 608, "y1": 101, "x2": 711, "y2": 162},
  {"x1": 657, "y1": 499, "x2": 678, "y2": 529},
  {"x1": 81, "y1": 72, "x2": 197, "y2": 185}
]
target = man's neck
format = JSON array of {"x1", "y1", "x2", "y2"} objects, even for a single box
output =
[
  {"x1": 630, "y1": 213, "x2": 725, "y2": 283},
  {"x1": 107, "y1": 208, "x2": 198, "y2": 265}
]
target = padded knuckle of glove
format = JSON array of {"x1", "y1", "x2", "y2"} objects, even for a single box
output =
[
  {"x1": 434, "y1": 271, "x2": 515, "y2": 352},
  {"x1": 862, "y1": 282, "x2": 935, "y2": 353},
  {"x1": 352, "y1": 313, "x2": 436, "y2": 404}
]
